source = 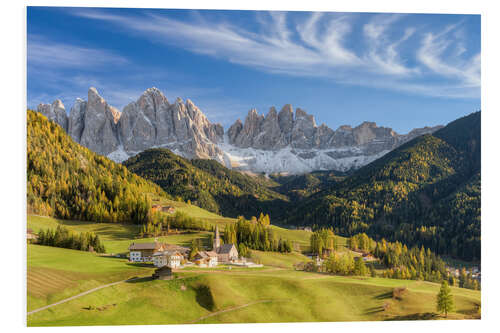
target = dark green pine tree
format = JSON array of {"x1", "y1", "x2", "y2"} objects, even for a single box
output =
[{"x1": 436, "y1": 280, "x2": 455, "y2": 317}]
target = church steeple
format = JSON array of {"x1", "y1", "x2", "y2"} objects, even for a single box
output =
[{"x1": 213, "y1": 225, "x2": 221, "y2": 251}]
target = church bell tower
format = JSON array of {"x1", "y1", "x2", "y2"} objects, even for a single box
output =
[{"x1": 213, "y1": 225, "x2": 221, "y2": 251}]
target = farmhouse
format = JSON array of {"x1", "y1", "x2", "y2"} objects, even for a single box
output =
[
  {"x1": 151, "y1": 205, "x2": 176, "y2": 214},
  {"x1": 162, "y1": 206, "x2": 176, "y2": 214},
  {"x1": 128, "y1": 242, "x2": 167, "y2": 262},
  {"x1": 163, "y1": 243, "x2": 190, "y2": 256},
  {"x1": 153, "y1": 250, "x2": 184, "y2": 268},
  {"x1": 194, "y1": 251, "x2": 218, "y2": 267}
]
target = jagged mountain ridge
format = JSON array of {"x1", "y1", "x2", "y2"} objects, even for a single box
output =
[{"x1": 37, "y1": 87, "x2": 442, "y2": 174}]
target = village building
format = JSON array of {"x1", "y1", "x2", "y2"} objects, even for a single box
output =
[
  {"x1": 153, "y1": 250, "x2": 184, "y2": 268},
  {"x1": 152, "y1": 266, "x2": 173, "y2": 280},
  {"x1": 27, "y1": 228, "x2": 37, "y2": 242},
  {"x1": 162, "y1": 243, "x2": 190, "y2": 256},
  {"x1": 162, "y1": 206, "x2": 176, "y2": 214},
  {"x1": 151, "y1": 205, "x2": 176, "y2": 214},
  {"x1": 193, "y1": 251, "x2": 218, "y2": 267},
  {"x1": 212, "y1": 226, "x2": 239, "y2": 263},
  {"x1": 128, "y1": 242, "x2": 167, "y2": 262}
]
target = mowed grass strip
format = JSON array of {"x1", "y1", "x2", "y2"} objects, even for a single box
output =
[{"x1": 27, "y1": 244, "x2": 154, "y2": 311}]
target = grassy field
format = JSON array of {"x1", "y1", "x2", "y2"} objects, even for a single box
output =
[
  {"x1": 27, "y1": 264, "x2": 481, "y2": 326},
  {"x1": 27, "y1": 212, "x2": 327, "y2": 254},
  {"x1": 27, "y1": 244, "x2": 155, "y2": 312},
  {"x1": 27, "y1": 213, "x2": 480, "y2": 326}
]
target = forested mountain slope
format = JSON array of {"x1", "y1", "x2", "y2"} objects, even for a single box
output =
[
  {"x1": 123, "y1": 148, "x2": 289, "y2": 218},
  {"x1": 280, "y1": 112, "x2": 481, "y2": 261},
  {"x1": 27, "y1": 110, "x2": 168, "y2": 223}
]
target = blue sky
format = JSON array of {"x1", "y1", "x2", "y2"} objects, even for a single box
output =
[{"x1": 27, "y1": 7, "x2": 480, "y2": 133}]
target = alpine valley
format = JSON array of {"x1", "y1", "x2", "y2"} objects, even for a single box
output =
[
  {"x1": 33, "y1": 87, "x2": 481, "y2": 262},
  {"x1": 37, "y1": 87, "x2": 443, "y2": 175}
]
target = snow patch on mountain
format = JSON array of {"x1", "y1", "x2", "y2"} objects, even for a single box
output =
[{"x1": 218, "y1": 135, "x2": 389, "y2": 174}]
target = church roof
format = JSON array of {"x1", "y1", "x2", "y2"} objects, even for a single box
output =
[{"x1": 217, "y1": 243, "x2": 236, "y2": 254}]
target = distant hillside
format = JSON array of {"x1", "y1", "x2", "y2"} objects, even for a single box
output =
[
  {"x1": 270, "y1": 170, "x2": 349, "y2": 201},
  {"x1": 281, "y1": 112, "x2": 481, "y2": 261},
  {"x1": 123, "y1": 148, "x2": 289, "y2": 218},
  {"x1": 27, "y1": 110, "x2": 168, "y2": 223}
]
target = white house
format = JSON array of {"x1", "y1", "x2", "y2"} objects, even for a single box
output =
[
  {"x1": 129, "y1": 242, "x2": 167, "y2": 262},
  {"x1": 194, "y1": 251, "x2": 218, "y2": 267},
  {"x1": 153, "y1": 250, "x2": 184, "y2": 269}
]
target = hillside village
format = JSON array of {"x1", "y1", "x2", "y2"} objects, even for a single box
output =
[{"x1": 129, "y1": 225, "x2": 262, "y2": 279}]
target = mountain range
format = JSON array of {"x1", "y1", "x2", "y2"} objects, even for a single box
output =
[{"x1": 37, "y1": 87, "x2": 442, "y2": 175}]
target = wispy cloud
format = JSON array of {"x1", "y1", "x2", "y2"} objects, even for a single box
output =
[
  {"x1": 27, "y1": 35, "x2": 128, "y2": 69},
  {"x1": 417, "y1": 23, "x2": 480, "y2": 87},
  {"x1": 68, "y1": 9, "x2": 480, "y2": 99}
]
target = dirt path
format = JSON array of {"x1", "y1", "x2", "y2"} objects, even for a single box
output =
[
  {"x1": 27, "y1": 277, "x2": 140, "y2": 316},
  {"x1": 190, "y1": 300, "x2": 276, "y2": 323}
]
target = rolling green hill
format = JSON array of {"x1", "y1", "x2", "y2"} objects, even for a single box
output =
[
  {"x1": 280, "y1": 112, "x2": 481, "y2": 261},
  {"x1": 123, "y1": 148, "x2": 289, "y2": 218},
  {"x1": 27, "y1": 110, "x2": 169, "y2": 223},
  {"x1": 27, "y1": 247, "x2": 480, "y2": 326}
]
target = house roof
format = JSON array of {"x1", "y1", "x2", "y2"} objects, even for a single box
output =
[
  {"x1": 153, "y1": 250, "x2": 183, "y2": 257},
  {"x1": 195, "y1": 251, "x2": 217, "y2": 259},
  {"x1": 129, "y1": 242, "x2": 163, "y2": 250},
  {"x1": 163, "y1": 244, "x2": 189, "y2": 252},
  {"x1": 27, "y1": 228, "x2": 34, "y2": 234},
  {"x1": 195, "y1": 251, "x2": 208, "y2": 259},
  {"x1": 205, "y1": 251, "x2": 218, "y2": 258}
]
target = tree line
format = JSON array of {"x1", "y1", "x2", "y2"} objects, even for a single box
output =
[
  {"x1": 36, "y1": 225, "x2": 106, "y2": 253},
  {"x1": 223, "y1": 215, "x2": 293, "y2": 253}
]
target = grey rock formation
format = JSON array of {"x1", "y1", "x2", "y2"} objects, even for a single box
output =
[
  {"x1": 227, "y1": 105, "x2": 441, "y2": 155},
  {"x1": 39, "y1": 87, "x2": 224, "y2": 162},
  {"x1": 37, "y1": 87, "x2": 442, "y2": 174},
  {"x1": 68, "y1": 98, "x2": 87, "y2": 142},
  {"x1": 78, "y1": 87, "x2": 121, "y2": 156},
  {"x1": 224, "y1": 105, "x2": 442, "y2": 173},
  {"x1": 37, "y1": 99, "x2": 68, "y2": 131}
]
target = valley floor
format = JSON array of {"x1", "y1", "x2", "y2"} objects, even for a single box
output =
[{"x1": 26, "y1": 215, "x2": 481, "y2": 326}]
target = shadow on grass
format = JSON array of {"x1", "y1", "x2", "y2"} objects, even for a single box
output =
[
  {"x1": 374, "y1": 291, "x2": 393, "y2": 300},
  {"x1": 125, "y1": 262, "x2": 155, "y2": 268},
  {"x1": 125, "y1": 276, "x2": 154, "y2": 283},
  {"x1": 386, "y1": 312, "x2": 438, "y2": 321},
  {"x1": 364, "y1": 306, "x2": 385, "y2": 315},
  {"x1": 194, "y1": 285, "x2": 215, "y2": 311}
]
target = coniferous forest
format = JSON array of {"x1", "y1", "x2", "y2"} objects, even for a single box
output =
[
  {"x1": 27, "y1": 110, "x2": 167, "y2": 224},
  {"x1": 123, "y1": 148, "x2": 289, "y2": 218},
  {"x1": 281, "y1": 112, "x2": 481, "y2": 261}
]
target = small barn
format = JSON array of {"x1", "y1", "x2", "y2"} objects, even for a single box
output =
[{"x1": 152, "y1": 266, "x2": 173, "y2": 280}]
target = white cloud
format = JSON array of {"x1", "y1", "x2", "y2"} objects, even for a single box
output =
[
  {"x1": 27, "y1": 35, "x2": 128, "y2": 69},
  {"x1": 65, "y1": 10, "x2": 480, "y2": 99},
  {"x1": 417, "y1": 23, "x2": 480, "y2": 87}
]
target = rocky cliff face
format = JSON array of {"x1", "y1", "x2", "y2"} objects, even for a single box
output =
[
  {"x1": 221, "y1": 106, "x2": 442, "y2": 174},
  {"x1": 37, "y1": 87, "x2": 442, "y2": 174},
  {"x1": 38, "y1": 87, "x2": 224, "y2": 162}
]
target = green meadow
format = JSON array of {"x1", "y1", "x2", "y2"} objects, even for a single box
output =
[
  {"x1": 27, "y1": 213, "x2": 480, "y2": 325},
  {"x1": 27, "y1": 256, "x2": 481, "y2": 326}
]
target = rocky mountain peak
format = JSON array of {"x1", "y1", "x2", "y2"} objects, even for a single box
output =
[
  {"x1": 37, "y1": 88, "x2": 444, "y2": 174},
  {"x1": 37, "y1": 99, "x2": 68, "y2": 132}
]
